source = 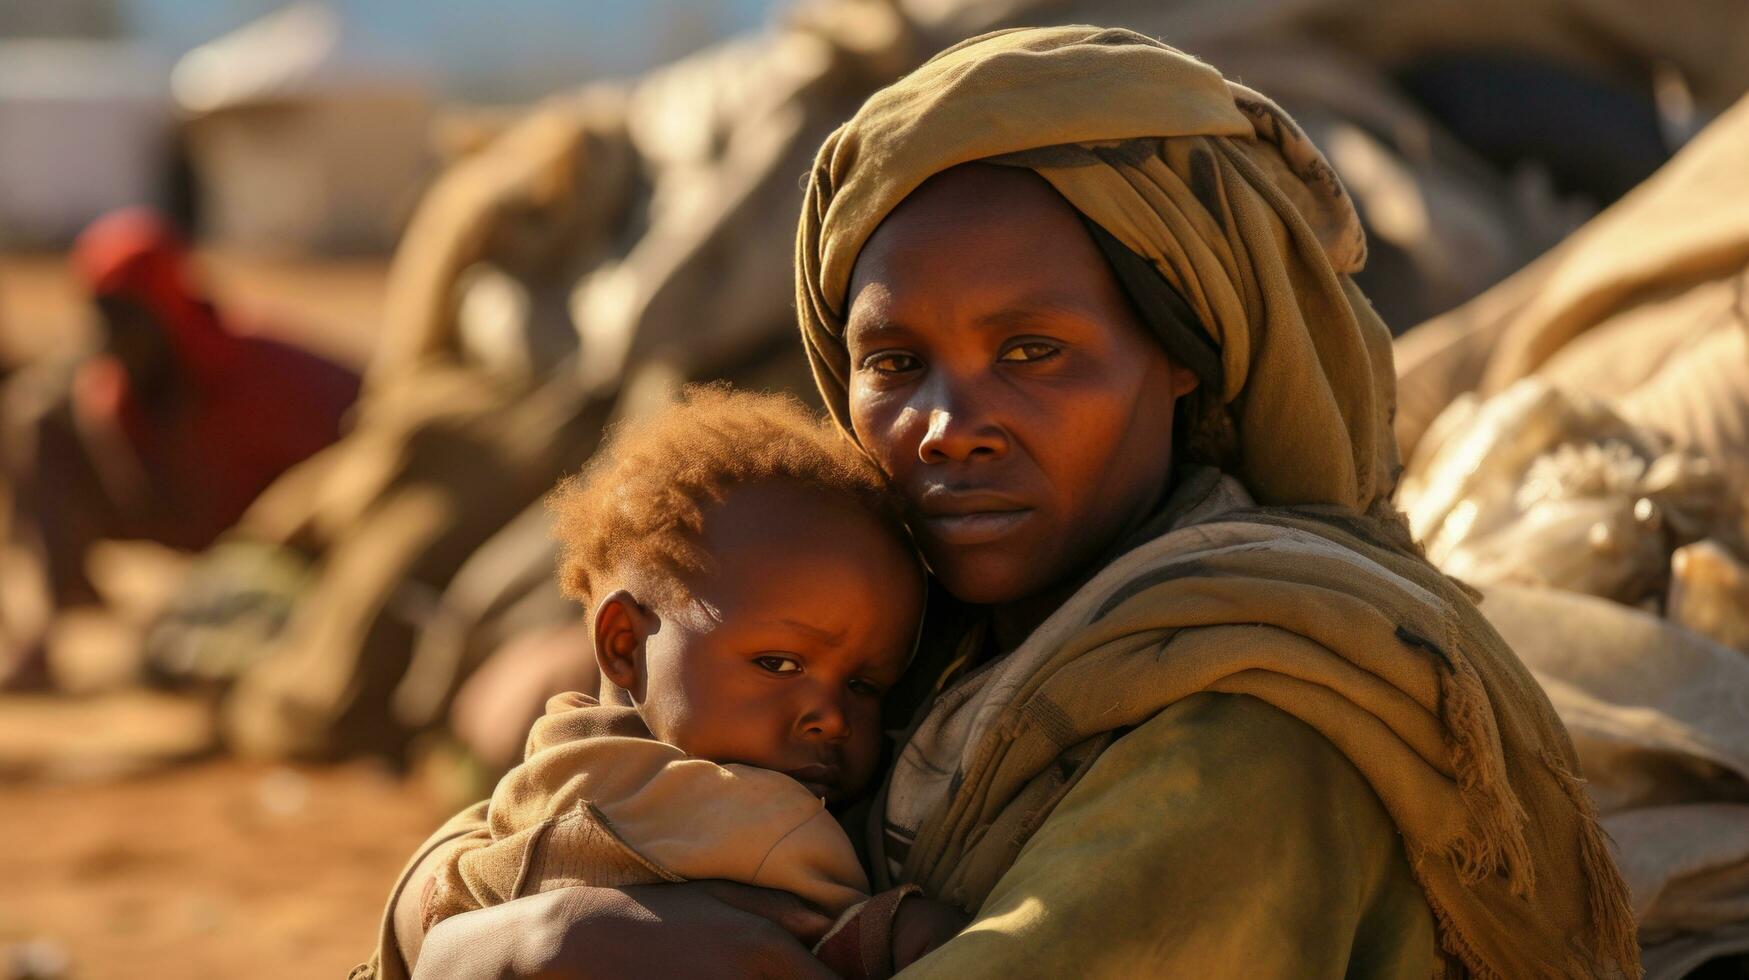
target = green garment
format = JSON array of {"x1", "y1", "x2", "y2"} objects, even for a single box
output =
[{"x1": 898, "y1": 692, "x2": 1438, "y2": 978}]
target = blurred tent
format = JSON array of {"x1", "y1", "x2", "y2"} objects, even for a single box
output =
[
  {"x1": 0, "y1": 41, "x2": 172, "y2": 247},
  {"x1": 0, "y1": 2, "x2": 438, "y2": 253},
  {"x1": 1393, "y1": 94, "x2": 1749, "y2": 978},
  {"x1": 170, "y1": 3, "x2": 437, "y2": 253}
]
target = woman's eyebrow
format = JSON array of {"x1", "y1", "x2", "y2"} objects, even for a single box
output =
[
  {"x1": 844, "y1": 318, "x2": 913, "y2": 347},
  {"x1": 976, "y1": 296, "x2": 1098, "y2": 330},
  {"x1": 846, "y1": 294, "x2": 1094, "y2": 345}
]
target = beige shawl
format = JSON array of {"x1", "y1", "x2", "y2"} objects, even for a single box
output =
[{"x1": 423, "y1": 692, "x2": 867, "y2": 927}]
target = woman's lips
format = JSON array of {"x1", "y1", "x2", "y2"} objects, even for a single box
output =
[
  {"x1": 913, "y1": 486, "x2": 1035, "y2": 546},
  {"x1": 918, "y1": 508, "x2": 1033, "y2": 545}
]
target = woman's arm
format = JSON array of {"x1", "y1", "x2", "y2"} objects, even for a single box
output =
[
  {"x1": 894, "y1": 692, "x2": 1439, "y2": 978},
  {"x1": 411, "y1": 880, "x2": 839, "y2": 979}
]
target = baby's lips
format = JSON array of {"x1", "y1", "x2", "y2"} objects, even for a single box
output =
[{"x1": 784, "y1": 763, "x2": 840, "y2": 797}]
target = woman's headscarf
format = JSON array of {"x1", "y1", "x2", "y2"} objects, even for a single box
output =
[{"x1": 796, "y1": 25, "x2": 1399, "y2": 516}]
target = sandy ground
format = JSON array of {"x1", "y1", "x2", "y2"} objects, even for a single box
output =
[
  {"x1": 0, "y1": 251, "x2": 435, "y2": 979},
  {"x1": 0, "y1": 759, "x2": 447, "y2": 979}
]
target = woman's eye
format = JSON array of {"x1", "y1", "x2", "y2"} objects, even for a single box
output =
[
  {"x1": 998, "y1": 341, "x2": 1060, "y2": 363},
  {"x1": 753, "y1": 655, "x2": 801, "y2": 675},
  {"x1": 861, "y1": 352, "x2": 921, "y2": 374}
]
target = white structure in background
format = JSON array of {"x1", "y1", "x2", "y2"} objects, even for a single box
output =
[
  {"x1": 0, "y1": 40, "x2": 171, "y2": 246},
  {"x1": 171, "y1": 2, "x2": 436, "y2": 252}
]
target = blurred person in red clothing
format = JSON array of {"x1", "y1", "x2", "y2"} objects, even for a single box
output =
[{"x1": 0, "y1": 208, "x2": 360, "y2": 686}]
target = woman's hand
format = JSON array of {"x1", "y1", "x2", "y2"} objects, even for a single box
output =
[
  {"x1": 412, "y1": 880, "x2": 838, "y2": 979},
  {"x1": 890, "y1": 896, "x2": 969, "y2": 969}
]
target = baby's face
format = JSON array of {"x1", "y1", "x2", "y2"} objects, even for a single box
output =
[{"x1": 638, "y1": 481, "x2": 923, "y2": 804}]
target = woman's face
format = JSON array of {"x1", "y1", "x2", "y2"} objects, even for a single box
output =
[{"x1": 845, "y1": 165, "x2": 1200, "y2": 606}]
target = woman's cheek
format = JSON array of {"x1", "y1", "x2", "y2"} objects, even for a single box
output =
[{"x1": 849, "y1": 390, "x2": 910, "y2": 475}]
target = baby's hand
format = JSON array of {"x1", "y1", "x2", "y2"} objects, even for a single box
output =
[{"x1": 890, "y1": 895, "x2": 969, "y2": 969}]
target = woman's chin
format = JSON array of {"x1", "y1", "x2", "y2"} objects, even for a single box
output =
[{"x1": 927, "y1": 550, "x2": 1058, "y2": 608}]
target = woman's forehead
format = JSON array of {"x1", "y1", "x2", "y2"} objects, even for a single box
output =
[
  {"x1": 846, "y1": 165, "x2": 1121, "y2": 335},
  {"x1": 860, "y1": 163, "x2": 1079, "y2": 256}
]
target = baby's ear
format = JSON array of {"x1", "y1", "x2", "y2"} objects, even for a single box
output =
[{"x1": 592, "y1": 590, "x2": 653, "y2": 699}]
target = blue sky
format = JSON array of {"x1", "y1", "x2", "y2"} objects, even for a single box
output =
[{"x1": 122, "y1": 0, "x2": 780, "y2": 100}]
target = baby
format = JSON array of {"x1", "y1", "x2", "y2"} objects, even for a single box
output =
[{"x1": 420, "y1": 386, "x2": 960, "y2": 975}]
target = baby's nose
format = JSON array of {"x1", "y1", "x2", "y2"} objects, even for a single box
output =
[{"x1": 799, "y1": 694, "x2": 851, "y2": 742}]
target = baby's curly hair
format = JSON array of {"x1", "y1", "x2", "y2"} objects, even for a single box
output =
[{"x1": 549, "y1": 384, "x2": 910, "y2": 611}]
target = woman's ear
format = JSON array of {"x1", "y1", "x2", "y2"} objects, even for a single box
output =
[
  {"x1": 1167, "y1": 359, "x2": 1201, "y2": 399},
  {"x1": 592, "y1": 590, "x2": 654, "y2": 701}
]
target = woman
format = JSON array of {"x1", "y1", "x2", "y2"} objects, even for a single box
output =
[{"x1": 385, "y1": 28, "x2": 1635, "y2": 979}]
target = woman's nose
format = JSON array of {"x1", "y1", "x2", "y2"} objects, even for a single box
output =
[{"x1": 914, "y1": 378, "x2": 1008, "y2": 465}]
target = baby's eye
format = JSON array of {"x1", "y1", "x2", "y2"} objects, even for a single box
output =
[
  {"x1": 848, "y1": 678, "x2": 885, "y2": 698},
  {"x1": 998, "y1": 341, "x2": 1060, "y2": 363},
  {"x1": 753, "y1": 655, "x2": 801, "y2": 675},
  {"x1": 861, "y1": 351, "x2": 921, "y2": 374}
]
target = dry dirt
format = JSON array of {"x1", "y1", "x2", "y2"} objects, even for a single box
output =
[{"x1": 0, "y1": 759, "x2": 447, "y2": 979}]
